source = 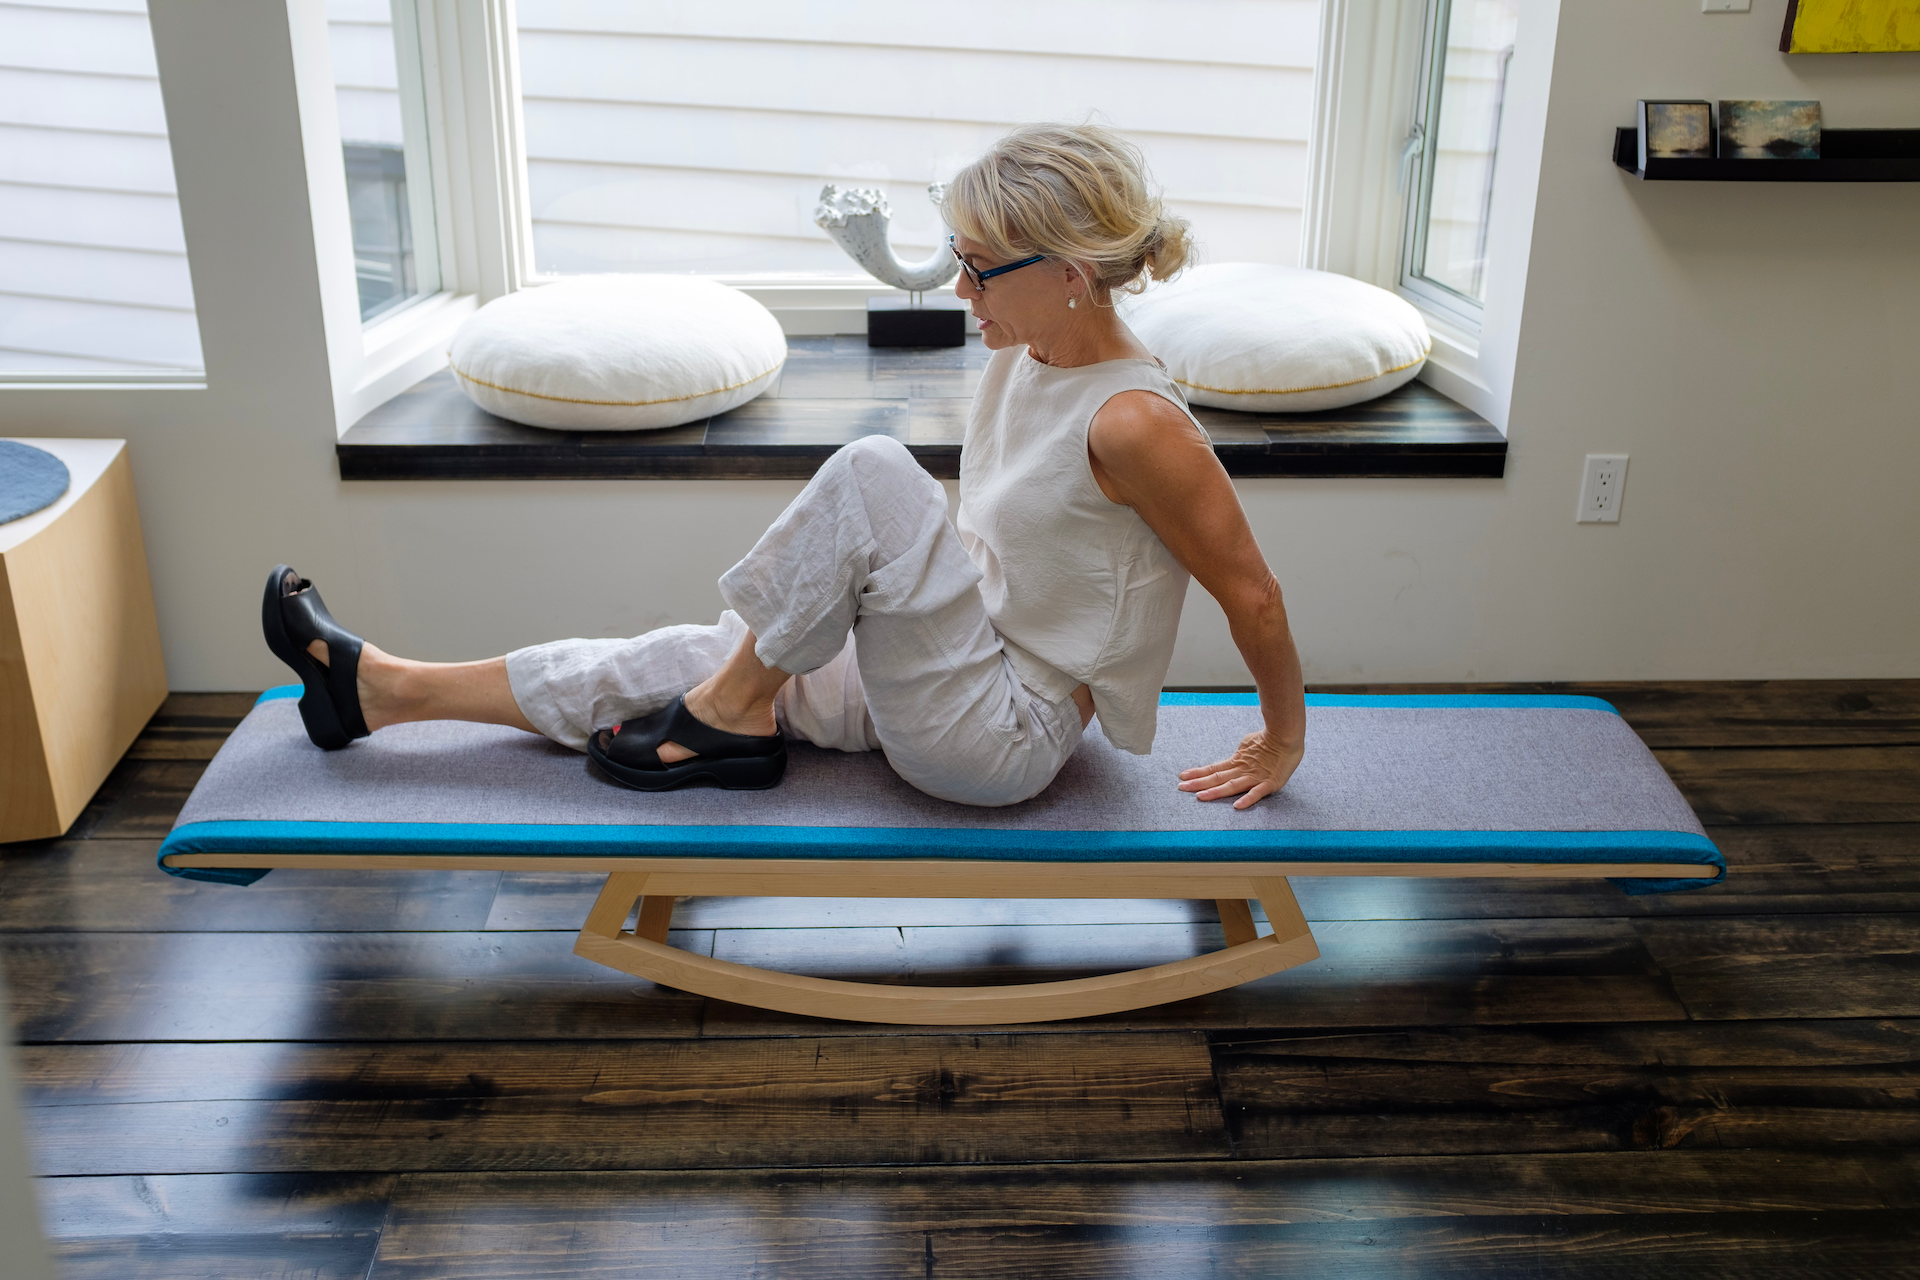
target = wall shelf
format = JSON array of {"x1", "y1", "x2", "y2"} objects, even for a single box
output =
[
  {"x1": 337, "y1": 339, "x2": 1505, "y2": 482},
  {"x1": 1613, "y1": 127, "x2": 1920, "y2": 181}
]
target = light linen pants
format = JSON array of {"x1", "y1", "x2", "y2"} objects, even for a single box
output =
[{"x1": 505, "y1": 435, "x2": 1084, "y2": 807}]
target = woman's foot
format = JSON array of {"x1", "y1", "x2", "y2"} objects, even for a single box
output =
[
  {"x1": 305, "y1": 637, "x2": 406, "y2": 733},
  {"x1": 589, "y1": 694, "x2": 786, "y2": 791},
  {"x1": 587, "y1": 629, "x2": 790, "y2": 791},
  {"x1": 662, "y1": 676, "x2": 780, "y2": 763},
  {"x1": 261, "y1": 565, "x2": 370, "y2": 750}
]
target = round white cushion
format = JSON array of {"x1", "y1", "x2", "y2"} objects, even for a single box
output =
[
  {"x1": 448, "y1": 275, "x2": 787, "y2": 431},
  {"x1": 1121, "y1": 263, "x2": 1430, "y2": 412}
]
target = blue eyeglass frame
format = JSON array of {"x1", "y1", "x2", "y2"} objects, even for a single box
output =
[{"x1": 949, "y1": 235, "x2": 1046, "y2": 290}]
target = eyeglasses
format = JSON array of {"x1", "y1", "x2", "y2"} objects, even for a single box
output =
[{"x1": 949, "y1": 235, "x2": 1046, "y2": 291}]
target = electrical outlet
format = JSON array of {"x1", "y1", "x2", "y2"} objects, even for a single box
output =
[
  {"x1": 1702, "y1": 0, "x2": 1750, "y2": 10},
  {"x1": 1577, "y1": 454, "x2": 1628, "y2": 524}
]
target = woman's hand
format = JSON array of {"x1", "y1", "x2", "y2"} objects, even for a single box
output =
[{"x1": 1178, "y1": 728, "x2": 1304, "y2": 809}]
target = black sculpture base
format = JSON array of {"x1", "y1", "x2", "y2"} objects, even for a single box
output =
[{"x1": 867, "y1": 295, "x2": 969, "y2": 348}]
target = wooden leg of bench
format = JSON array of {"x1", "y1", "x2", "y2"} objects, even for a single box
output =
[
  {"x1": 1251, "y1": 877, "x2": 1319, "y2": 957},
  {"x1": 579, "y1": 873, "x2": 649, "y2": 940},
  {"x1": 1216, "y1": 898, "x2": 1260, "y2": 947},
  {"x1": 572, "y1": 872, "x2": 1322, "y2": 1026},
  {"x1": 634, "y1": 893, "x2": 675, "y2": 945}
]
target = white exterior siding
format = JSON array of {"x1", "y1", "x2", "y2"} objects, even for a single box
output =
[
  {"x1": 514, "y1": 0, "x2": 1322, "y2": 277},
  {"x1": 326, "y1": 1, "x2": 404, "y2": 148},
  {"x1": 0, "y1": 0, "x2": 202, "y2": 372},
  {"x1": 0, "y1": 0, "x2": 1320, "y2": 371}
]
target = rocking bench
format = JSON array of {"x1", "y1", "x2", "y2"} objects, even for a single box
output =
[{"x1": 157, "y1": 690, "x2": 1721, "y2": 1025}]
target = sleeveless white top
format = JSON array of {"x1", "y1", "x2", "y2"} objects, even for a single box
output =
[{"x1": 956, "y1": 346, "x2": 1197, "y2": 755}]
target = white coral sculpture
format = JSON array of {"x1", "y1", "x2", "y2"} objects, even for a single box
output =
[{"x1": 812, "y1": 183, "x2": 960, "y2": 293}]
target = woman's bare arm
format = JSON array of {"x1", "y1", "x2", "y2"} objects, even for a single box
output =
[{"x1": 1088, "y1": 389, "x2": 1305, "y2": 808}]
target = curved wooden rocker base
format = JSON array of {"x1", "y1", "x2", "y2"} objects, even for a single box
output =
[{"x1": 572, "y1": 872, "x2": 1321, "y2": 1025}]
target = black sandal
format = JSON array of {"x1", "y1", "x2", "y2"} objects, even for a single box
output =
[
  {"x1": 587, "y1": 695, "x2": 787, "y2": 792},
  {"x1": 261, "y1": 565, "x2": 370, "y2": 751}
]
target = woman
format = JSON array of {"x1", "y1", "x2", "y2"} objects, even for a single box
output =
[{"x1": 264, "y1": 123, "x2": 1306, "y2": 810}]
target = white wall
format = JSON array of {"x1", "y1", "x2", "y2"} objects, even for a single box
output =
[{"x1": 1, "y1": 0, "x2": 1916, "y2": 692}]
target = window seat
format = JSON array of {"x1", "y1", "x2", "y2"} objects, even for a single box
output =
[{"x1": 336, "y1": 336, "x2": 1505, "y2": 481}]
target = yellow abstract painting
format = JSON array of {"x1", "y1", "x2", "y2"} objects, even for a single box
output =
[{"x1": 1782, "y1": 0, "x2": 1920, "y2": 52}]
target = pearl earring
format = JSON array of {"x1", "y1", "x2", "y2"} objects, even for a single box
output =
[{"x1": 1067, "y1": 296, "x2": 1076, "y2": 309}]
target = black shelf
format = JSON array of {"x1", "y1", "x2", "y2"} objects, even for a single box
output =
[
  {"x1": 1613, "y1": 127, "x2": 1920, "y2": 181},
  {"x1": 336, "y1": 339, "x2": 1505, "y2": 482}
]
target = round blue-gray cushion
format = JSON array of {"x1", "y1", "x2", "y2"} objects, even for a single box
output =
[{"x1": 0, "y1": 441, "x2": 70, "y2": 525}]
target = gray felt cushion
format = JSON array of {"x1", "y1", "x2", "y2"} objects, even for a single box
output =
[{"x1": 159, "y1": 692, "x2": 1717, "y2": 893}]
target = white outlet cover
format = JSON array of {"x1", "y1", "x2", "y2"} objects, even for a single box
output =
[
  {"x1": 1702, "y1": 0, "x2": 1750, "y2": 10},
  {"x1": 1577, "y1": 454, "x2": 1628, "y2": 524}
]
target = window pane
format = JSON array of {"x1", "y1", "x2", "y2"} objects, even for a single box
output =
[
  {"x1": 1414, "y1": 0, "x2": 1519, "y2": 303},
  {"x1": 328, "y1": 0, "x2": 435, "y2": 321},
  {"x1": 512, "y1": 1, "x2": 1321, "y2": 277},
  {"x1": 0, "y1": 0, "x2": 204, "y2": 374}
]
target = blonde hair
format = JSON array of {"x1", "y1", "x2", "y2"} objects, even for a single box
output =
[{"x1": 942, "y1": 122, "x2": 1192, "y2": 301}]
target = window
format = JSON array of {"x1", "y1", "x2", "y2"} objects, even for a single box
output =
[
  {"x1": 0, "y1": 0, "x2": 203, "y2": 376},
  {"x1": 1399, "y1": 0, "x2": 1519, "y2": 329},
  {"x1": 509, "y1": 1, "x2": 1323, "y2": 279},
  {"x1": 327, "y1": 0, "x2": 439, "y2": 322}
]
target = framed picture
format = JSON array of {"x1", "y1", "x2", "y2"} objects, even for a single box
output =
[
  {"x1": 1637, "y1": 100, "x2": 1714, "y2": 168},
  {"x1": 1781, "y1": 0, "x2": 1920, "y2": 53},
  {"x1": 1717, "y1": 100, "x2": 1822, "y2": 159}
]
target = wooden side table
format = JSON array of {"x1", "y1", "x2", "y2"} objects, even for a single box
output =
[{"x1": 1, "y1": 439, "x2": 168, "y2": 842}]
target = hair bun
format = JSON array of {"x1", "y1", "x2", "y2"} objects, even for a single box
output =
[{"x1": 1140, "y1": 213, "x2": 1193, "y2": 287}]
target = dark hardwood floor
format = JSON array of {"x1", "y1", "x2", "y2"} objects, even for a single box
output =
[{"x1": 4, "y1": 681, "x2": 1918, "y2": 1278}]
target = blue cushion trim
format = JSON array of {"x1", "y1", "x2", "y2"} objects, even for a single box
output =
[
  {"x1": 159, "y1": 820, "x2": 1720, "y2": 890},
  {"x1": 260, "y1": 685, "x2": 1617, "y2": 713},
  {"x1": 1162, "y1": 692, "x2": 1621, "y2": 713}
]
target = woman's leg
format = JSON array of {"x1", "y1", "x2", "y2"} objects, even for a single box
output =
[
  {"x1": 717, "y1": 434, "x2": 1082, "y2": 805},
  {"x1": 314, "y1": 629, "x2": 780, "y2": 764},
  {"x1": 305, "y1": 638, "x2": 534, "y2": 734}
]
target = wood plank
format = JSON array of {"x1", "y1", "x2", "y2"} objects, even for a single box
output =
[
  {"x1": 1, "y1": 930, "x2": 710, "y2": 1042},
  {"x1": 40, "y1": 820, "x2": 1887, "y2": 938},
  {"x1": 1655, "y1": 746, "x2": 1920, "y2": 825},
  {"x1": 38, "y1": 1173, "x2": 394, "y2": 1280},
  {"x1": 1208, "y1": 1018, "x2": 1920, "y2": 1065},
  {"x1": 0, "y1": 838, "x2": 502, "y2": 933},
  {"x1": 1216, "y1": 1050, "x2": 1920, "y2": 1159},
  {"x1": 695, "y1": 918, "x2": 1686, "y2": 1035},
  {"x1": 579, "y1": 915, "x2": 1318, "y2": 1027},
  {"x1": 166, "y1": 852, "x2": 1706, "y2": 885},
  {"x1": 760, "y1": 1212, "x2": 1915, "y2": 1280},
  {"x1": 121, "y1": 691, "x2": 257, "y2": 760},
  {"x1": 1310, "y1": 679, "x2": 1920, "y2": 748},
  {"x1": 363, "y1": 1154, "x2": 1920, "y2": 1278},
  {"x1": 3, "y1": 917, "x2": 1682, "y2": 1042},
  {"x1": 485, "y1": 873, "x2": 1227, "y2": 930},
  {"x1": 1634, "y1": 914, "x2": 1920, "y2": 1020},
  {"x1": 1292, "y1": 825, "x2": 1920, "y2": 919},
  {"x1": 475, "y1": 826, "x2": 1918, "y2": 928},
  {"x1": 21, "y1": 1035, "x2": 1227, "y2": 1175},
  {"x1": 69, "y1": 758, "x2": 209, "y2": 840},
  {"x1": 339, "y1": 354, "x2": 1506, "y2": 481},
  {"x1": 51, "y1": 754, "x2": 147, "y2": 841}
]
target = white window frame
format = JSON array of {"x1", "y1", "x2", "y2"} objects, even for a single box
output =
[
  {"x1": 1301, "y1": 0, "x2": 1551, "y2": 426},
  {"x1": 307, "y1": 0, "x2": 1545, "y2": 427},
  {"x1": 295, "y1": 0, "x2": 533, "y2": 432},
  {"x1": 1396, "y1": 0, "x2": 1506, "y2": 333},
  {"x1": 1302, "y1": 0, "x2": 1489, "y2": 411}
]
